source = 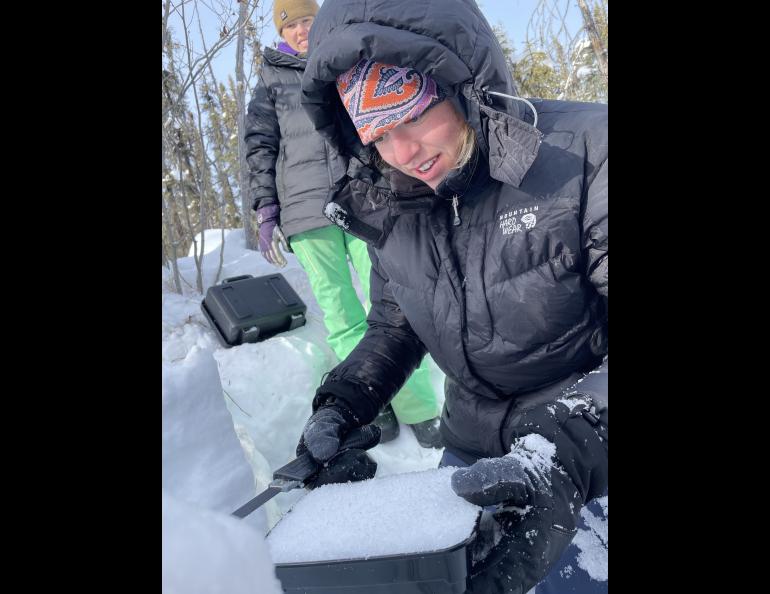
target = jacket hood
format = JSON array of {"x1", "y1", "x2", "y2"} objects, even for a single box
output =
[
  {"x1": 301, "y1": 0, "x2": 542, "y2": 188},
  {"x1": 262, "y1": 45, "x2": 306, "y2": 69}
]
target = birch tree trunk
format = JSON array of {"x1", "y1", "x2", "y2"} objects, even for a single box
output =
[{"x1": 236, "y1": 0, "x2": 257, "y2": 250}]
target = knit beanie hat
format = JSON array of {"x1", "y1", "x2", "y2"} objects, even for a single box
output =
[
  {"x1": 273, "y1": 0, "x2": 319, "y2": 34},
  {"x1": 335, "y1": 59, "x2": 447, "y2": 146}
]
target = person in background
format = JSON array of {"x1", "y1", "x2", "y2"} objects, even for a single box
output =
[
  {"x1": 244, "y1": 0, "x2": 443, "y2": 448},
  {"x1": 294, "y1": 0, "x2": 608, "y2": 591}
]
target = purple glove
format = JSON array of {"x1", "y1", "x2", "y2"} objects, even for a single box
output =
[{"x1": 256, "y1": 205, "x2": 289, "y2": 267}]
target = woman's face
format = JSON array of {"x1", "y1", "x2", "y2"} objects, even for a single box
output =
[
  {"x1": 373, "y1": 101, "x2": 465, "y2": 190},
  {"x1": 281, "y1": 16, "x2": 314, "y2": 53}
]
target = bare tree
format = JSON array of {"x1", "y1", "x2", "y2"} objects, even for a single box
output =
[
  {"x1": 179, "y1": 1, "x2": 209, "y2": 292},
  {"x1": 162, "y1": 0, "x2": 266, "y2": 294},
  {"x1": 163, "y1": 1, "x2": 260, "y2": 120},
  {"x1": 577, "y1": 0, "x2": 608, "y2": 82},
  {"x1": 524, "y1": 0, "x2": 608, "y2": 102},
  {"x1": 162, "y1": 187, "x2": 184, "y2": 293},
  {"x1": 236, "y1": 0, "x2": 257, "y2": 250}
]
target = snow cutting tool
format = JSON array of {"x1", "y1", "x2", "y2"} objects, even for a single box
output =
[{"x1": 231, "y1": 425, "x2": 380, "y2": 519}]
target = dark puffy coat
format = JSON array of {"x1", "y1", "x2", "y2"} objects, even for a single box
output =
[
  {"x1": 302, "y1": 0, "x2": 607, "y2": 456},
  {"x1": 301, "y1": 1, "x2": 607, "y2": 589},
  {"x1": 244, "y1": 46, "x2": 347, "y2": 239}
]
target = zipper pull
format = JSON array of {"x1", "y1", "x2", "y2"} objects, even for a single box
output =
[{"x1": 451, "y1": 194, "x2": 461, "y2": 226}]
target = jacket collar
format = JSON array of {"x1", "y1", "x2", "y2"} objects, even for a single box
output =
[
  {"x1": 480, "y1": 104, "x2": 542, "y2": 188},
  {"x1": 262, "y1": 46, "x2": 306, "y2": 69}
]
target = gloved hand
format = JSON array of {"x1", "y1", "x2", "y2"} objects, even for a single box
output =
[
  {"x1": 296, "y1": 401, "x2": 381, "y2": 489},
  {"x1": 455, "y1": 435, "x2": 580, "y2": 593},
  {"x1": 305, "y1": 447, "x2": 379, "y2": 490},
  {"x1": 451, "y1": 434, "x2": 555, "y2": 508},
  {"x1": 256, "y1": 204, "x2": 290, "y2": 267},
  {"x1": 296, "y1": 400, "x2": 364, "y2": 463},
  {"x1": 455, "y1": 389, "x2": 608, "y2": 594}
]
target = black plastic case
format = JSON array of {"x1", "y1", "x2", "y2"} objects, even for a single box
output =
[
  {"x1": 273, "y1": 524, "x2": 478, "y2": 594},
  {"x1": 200, "y1": 274, "x2": 307, "y2": 347}
]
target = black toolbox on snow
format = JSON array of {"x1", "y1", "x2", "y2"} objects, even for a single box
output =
[{"x1": 200, "y1": 274, "x2": 306, "y2": 348}]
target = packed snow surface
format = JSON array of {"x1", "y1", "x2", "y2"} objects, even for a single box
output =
[{"x1": 267, "y1": 467, "x2": 481, "y2": 563}]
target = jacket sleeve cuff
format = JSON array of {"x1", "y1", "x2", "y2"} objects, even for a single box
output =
[{"x1": 313, "y1": 379, "x2": 381, "y2": 425}]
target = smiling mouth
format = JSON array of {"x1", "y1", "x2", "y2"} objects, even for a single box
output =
[{"x1": 414, "y1": 155, "x2": 439, "y2": 175}]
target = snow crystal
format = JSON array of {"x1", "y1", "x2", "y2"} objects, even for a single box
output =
[{"x1": 267, "y1": 467, "x2": 480, "y2": 563}]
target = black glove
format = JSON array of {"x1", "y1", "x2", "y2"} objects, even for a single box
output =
[
  {"x1": 465, "y1": 472, "x2": 581, "y2": 594},
  {"x1": 305, "y1": 448, "x2": 379, "y2": 490},
  {"x1": 451, "y1": 437, "x2": 554, "y2": 508},
  {"x1": 455, "y1": 435, "x2": 584, "y2": 594},
  {"x1": 457, "y1": 391, "x2": 608, "y2": 593},
  {"x1": 296, "y1": 401, "x2": 358, "y2": 463},
  {"x1": 296, "y1": 400, "x2": 381, "y2": 489}
]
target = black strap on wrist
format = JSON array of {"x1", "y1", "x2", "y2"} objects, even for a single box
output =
[{"x1": 580, "y1": 408, "x2": 608, "y2": 442}]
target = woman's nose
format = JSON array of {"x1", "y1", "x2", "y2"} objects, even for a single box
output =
[{"x1": 390, "y1": 134, "x2": 420, "y2": 167}]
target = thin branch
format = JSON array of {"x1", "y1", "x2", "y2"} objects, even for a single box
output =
[{"x1": 164, "y1": 0, "x2": 260, "y2": 118}]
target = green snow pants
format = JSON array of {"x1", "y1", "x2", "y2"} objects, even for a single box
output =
[{"x1": 290, "y1": 225, "x2": 440, "y2": 424}]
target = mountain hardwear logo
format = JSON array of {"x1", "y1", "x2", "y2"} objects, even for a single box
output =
[
  {"x1": 499, "y1": 205, "x2": 538, "y2": 235},
  {"x1": 522, "y1": 213, "x2": 537, "y2": 229},
  {"x1": 281, "y1": 10, "x2": 288, "y2": 20}
]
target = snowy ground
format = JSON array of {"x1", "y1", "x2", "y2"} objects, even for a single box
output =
[
  {"x1": 162, "y1": 229, "x2": 446, "y2": 590},
  {"x1": 161, "y1": 228, "x2": 607, "y2": 592}
]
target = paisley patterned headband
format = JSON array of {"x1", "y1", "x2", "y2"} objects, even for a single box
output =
[{"x1": 336, "y1": 59, "x2": 446, "y2": 146}]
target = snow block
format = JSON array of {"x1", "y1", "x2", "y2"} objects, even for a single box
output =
[{"x1": 267, "y1": 467, "x2": 481, "y2": 593}]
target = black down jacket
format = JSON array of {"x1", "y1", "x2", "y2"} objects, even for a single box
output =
[
  {"x1": 244, "y1": 46, "x2": 347, "y2": 239},
  {"x1": 302, "y1": 0, "x2": 607, "y2": 458},
  {"x1": 302, "y1": 1, "x2": 608, "y2": 589}
]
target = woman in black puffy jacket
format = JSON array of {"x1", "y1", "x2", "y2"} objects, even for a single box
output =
[{"x1": 295, "y1": 0, "x2": 608, "y2": 592}]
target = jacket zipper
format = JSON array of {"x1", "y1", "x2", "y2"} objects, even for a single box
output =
[
  {"x1": 448, "y1": 194, "x2": 466, "y2": 286},
  {"x1": 451, "y1": 194, "x2": 461, "y2": 226}
]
